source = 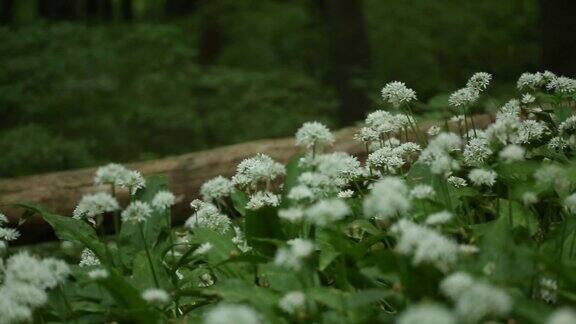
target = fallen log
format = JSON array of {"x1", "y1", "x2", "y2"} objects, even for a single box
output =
[{"x1": 0, "y1": 114, "x2": 493, "y2": 244}]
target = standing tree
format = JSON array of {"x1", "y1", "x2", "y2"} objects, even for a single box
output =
[
  {"x1": 120, "y1": 0, "x2": 133, "y2": 21},
  {"x1": 314, "y1": 0, "x2": 372, "y2": 125},
  {"x1": 539, "y1": 0, "x2": 576, "y2": 76}
]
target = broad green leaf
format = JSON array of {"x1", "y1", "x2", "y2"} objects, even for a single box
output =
[{"x1": 244, "y1": 206, "x2": 285, "y2": 256}]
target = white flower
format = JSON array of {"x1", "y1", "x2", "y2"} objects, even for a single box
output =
[
  {"x1": 535, "y1": 165, "x2": 569, "y2": 191},
  {"x1": 0, "y1": 213, "x2": 8, "y2": 225},
  {"x1": 337, "y1": 189, "x2": 354, "y2": 199},
  {"x1": 499, "y1": 144, "x2": 525, "y2": 163},
  {"x1": 118, "y1": 170, "x2": 146, "y2": 195},
  {"x1": 204, "y1": 304, "x2": 261, "y2": 324},
  {"x1": 522, "y1": 192, "x2": 539, "y2": 206},
  {"x1": 463, "y1": 137, "x2": 492, "y2": 167},
  {"x1": 468, "y1": 169, "x2": 497, "y2": 187},
  {"x1": 367, "y1": 147, "x2": 405, "y2": 173},
  {"x1": 381, "y1": 81, "x2": 417, "y2": 108},
  {"x1": 425, "y1": 211, "x2": 453, "y2": 225},
  {"x1": 540, "y1": 277, "x2": 558, "y2": 304},
  {"x1": 278, "y1": 208, "x2": 305, "y2": 223},
  {"x1": 363, "y1": 177, "x2": 411, "y2": 221},
  {"x1": 193, "y1": 242, "x2": 213, "y2": 256},
  {"x1": 79, "y1": 248, "x2": 100, "y2": 267},
  {"x1": 4, "y1": 252, "x2": 69, "y2": 289},
  {"x1": 305, "y1": 199, "x2": 350, "y2": 226},
  {"x1": 94, "y1": 163, "x2": 129, "y2": 186},
  {"x1": 447, "y1": 176, "x2": 467, "y2": 188},
  {"x1": 521, "y1": 93, "x2": 536, "y2": 104},
  {"x1": 515, "y1": 120, "x2": 547, "y2": 144},
  {"x1": 279, "y1": 291, "x2": 306, "y2": 314},
  {"x1": 72, "y1": 192, "x2": 120, "y2": 221},
  {"x1": 232, "y1": 226, "x2": 252, "y2": 253},
  {"x1": 410, "y1": 185, "x2": 435, "y2": 200},
  {"x1": 0, "y1": 227, "x2": 20, "y2": 241},
  {"x1": 440, "y1": 272, "x2": 475, "y2": 300},
  {"x1": 466, "y1": 72, "x2": 492, "y2": 91},
  {"x1": 547, "y1": 76, "x2": 576, "y2": 94},
  {"x1": 559, "y1": 115, "x2": 576, "y2": 135},
  {"x1": 199, "y1": 273, "x2": 215, "y2": 287},
  {"x1": 151, "y1": 190, "x2": 176, "y2": 210},
  {"x1": 201, "y1": 176, "x2": 234, "y2": 202},
  {"x1": 312, "y1": 152, "x2": 362, "y2": 186},
  {"x1": 517, "y1": 72, "x2": 544, "y2": 90},
  {"x1": 564, "y1": 193, "x2": 576, "y2": 215},
  {"x1": 391, "y1": 219, "x2": 459, "y2": 267},
  {"x1": 547, "y1": 308, "x2": 576, "y2": 324},
  {"x1": 295, "y1": 121, "x2": 334, "y2": 149},
  {"x1": 449, "y1": 87, "x2": 479, "y2": 109},
  {"x1": 287, "y1": 185, "x2": 315, "y2": 201},
  {"x1": 142, "y1": 288, "x2": 170, "y2": 305},
  {"x1": 274, "y1": 239, "x2": 315, "y2": 270},
  {"x1": 87, "y1": 268, "x2": 109, "y2": 280},
  {"x1": 232, "y1": 154, "x2": 285, "y2": 189},
  {"x1": 549, "y1": 137, "x2": 568, "y2": 150},
  {"x1": 427, "y1": 125, "x2": 441, "y2": 136},
  {"x1": 246, "y1": 191, "x2": 280, "y2": 210},
  {"x1": 354, "y1": 126, "x2": 379, "y2": 143},
  {"x1": 397, "y1": 303, "x2": 456, "y2": 324},
  {"x1": 365, "y1": 110, "x2": 400, "y2": 134},
  {"x1": 186, "y1": 201, "x2": 231, "y2": 234},
  {"x1": 121, "y1": 201, "x2": 153, "y2": 223}
]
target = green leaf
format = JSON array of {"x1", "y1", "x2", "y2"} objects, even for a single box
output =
[
  {"x1": 244, "y1": 206, "x2": 285, "y2": 256},
  {"x1": 15, "y1": 203, "x2": 112, "y2": 266},
  {"x1": 131, "y1": 251, "x2": 172, "y2": 290},
  {"x1": 281, "y1": 154, "x2": 303, "y2": 204},
  {"x1": 231, "y1": 190, "x2": 248, "y2": 217}
]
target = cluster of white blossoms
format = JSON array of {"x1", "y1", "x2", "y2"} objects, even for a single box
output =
[
  {"x1": 0, "y1": 213, "x2": 20, "y2": 245},
  {"x1": 73, "y1": 192, "x2": 120, "y2": 222},
  {"x1": 121, "y1": 201, "x2": 153, "y2": 223},
  {"x1": 274, "y1": 238, "x2": 315, "y2": 271},
  {"x1": 232, "y1": 154, "x2": 285, "y2": 190},
  {"x1": 185, "y1": 200, "x2": 231, "y2": 234},
  {"x1": 440, "y1": 272, "x2": 512, "y2": 323},
  {"x1": 200, "y1": 176, "x2": 234, "y2": 202},
  {"x1": 295, "y1": 121, "x2": 335, "y2": 150},
  {"x1": 397, "y1": 303, "x2": 456, "y2": 324},
  {"x1": 94, "y1": 163, "x2": 146, "y2": 195},
  {"x1": 142, "y1": 288, "x2": 170, "y2": 306},
  {"x1": 79, "y1": 248, "x2": 100, "y2": 267},
  {"x1": 419, "y1": 132, "x2": 462, "y2": 176},
  {"x1": 363, "y1": 177, "x2": 411, "y2": 222},
  {"x1": 381, "y1": 81, "x2": 417, "y2": 108},
  {"x1": 203, "y1": 304, "x2": 261, "y2": 324},
  {"x1": 304, "y1": 198, "x2": 350, "y2": 226},
  {"x1": 468, "y1": 168, "x2": 497, "y2": 187},
  {"x1": 151, "y1": 190, "x2": 176, "y2": 210},
  {"x1": 278, "y1": 291, "x2": 306, "y2": 314},
  {"x1": 0, "y1": 252, "x2": 70, "y2": 323}
]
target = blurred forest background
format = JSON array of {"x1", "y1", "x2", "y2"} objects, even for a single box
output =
[{"x1": 0, "y1": 0, "x2": 574, "y2": 178}]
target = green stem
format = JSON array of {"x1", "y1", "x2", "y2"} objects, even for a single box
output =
[
  {"x1": 60, "y1": 284, "x2": 78, "y2": 324},
  {"x1": 139, "y1": 222, "x2": 160, "y2": 288}
]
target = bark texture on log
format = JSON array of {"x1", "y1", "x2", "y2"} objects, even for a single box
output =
[{"x1": 0, "y1": 115, "x2": 493, "y2": 244}]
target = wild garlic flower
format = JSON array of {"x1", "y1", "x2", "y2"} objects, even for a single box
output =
[
  {"x1": 193, "y1": 242, "x2": 213, "y2": 256},
  {"x1": 468, "y1": 169, "x2": 497, "y2": 187},
  {"x1": 287, "y1": 184, "x2": 315, "y2": 202},
  {"x1": 295, "y1": 121, "x2": 334, "y2": 149},
  {"x1": 517, "y1": 72, "x2": 545, "y2": 90},
  {"x1": 94, "y1": 163, "x2": 129, "y2": 186},
  {"x1": 515, "y1": 120, "x2": 548, "y2": 144},
  {"x1": 305, "y1": 199, "x2": 350, "y2": 226},
  {"x1": 419, "y1": 133, "x2": 462, "y2": 175},
  {"x1": 410, "y1": 185, "x2": 435, "y2": 200},
  {"x1": 391, "y1": 219, "x2": 459, "y2": 267},
  {"x1": 499, "y1": 144, "x2": 525, "y2": 163},
  {"x1": 448, "y1": 87, "x2": 479, "y2": 110},
  {"x1": 337, "y1": 189, "x2": 354, "y2": 199},
  {"x1": 381, "y1": 81, "x2": 417, "y2": 108},
  {"x1": 87, "y1": 268, "x2": 109, "y2": 280},
  {"x1": 185, "y1": 200, "x2": 231, "y2": 234},
  {"x1": 466, "y1": 72, "x2": 492, "y2": 91},
  {"x1": 547, "y1": 308, "x2": 576, "y2": 324},
  {"x1": 232, "y1": 226, "x2": 252, "y2": 253},
  {"x1": 463, "y1": 137, "x2": 493, "y2": 167},
  {"x1": 201, "y1": 176, "x2": 234, "y2": 202},
  {"x1": 0, "y1": 213, "x2": 8, "y2": 225},
  {"x1": 559, "y1": 115, "x2": 576, "y2": 135},
  {"x1": 397, "y1": 303, "x2": 456, "y2": 324},
  {"x1": 279, "y1": 291, "x2": 306, "y2": 314},
  {"x1": 540, "y1": 277, "x2": 558, "y2": 304},
  {"x1": 274, "y1": 238, "x2": 315, "y2": 271},
  {"x1": 549, "y1": 137, "x2": 568, "y2": 150},
  {"x1": 522, "y1": 192, "x2": 539, "y2": 206},
  {"x1": 79, "y1": 248, "x2": 100, "y2": 267},
  {"x1": 311, "y1": 152, "x2": 362, "y2": 187},
  {"x1": 72, "y1": 192, "x2": 120, "y2": 221},
  {"x1": 367, "y1": 147, "x2": 405, "y2": 174},
  {"x1": 0, "y1": 227, "x2": 20, "y2": 241},
  {"x1": 365, "y1": 110, "x2": 401, "y2": 134},
  {"x1": 142, "y1": 288, "x2": 170, "y2": 305},
  {"x1": 232, "y1": 154, "x2": 285, "y2": 190},
  {"x1": 521, "y1": 93, "x2": 536, "y2": 104},
  {"x1": 354, "y1": 126, "x2": 379, "y2": 143},
  {"x1": 279, "y1": 207, "x2": 305, "y2": 223},
  {"x1": 246, "y1": 191, "x2": 280, "y2": 210},
  {"x1": 204, "y1": 304, "x2": 261, "y2": 324},
  {"x1": 547, "y1": 76, "x2": 576, "y2": 94},
  {"x1": 198, "y1": 273, "x2": 215, "y2": 288},
  {"x1": 151, "y1": 190, "x2": 176, "y2": 210},
  {"x1": 363, "y1": 177, "x2": 411, "y2": 221},
  {"x1": 534, "y1": 165, "x2": 568, "y2": 191},
  {"x1": 425, "y1": 211, "x2": 453, "y2": 226},
  {"x1": 440, "y1": 272, "x2": 475, "y2": 300},
  {"x1": 121, "y1": 201, "x2": 153, "y2": 223},
  {"x1": 118, "y1": 170, "x2": 146, "y2": 195}
]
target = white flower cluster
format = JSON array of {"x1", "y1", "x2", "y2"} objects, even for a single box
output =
[
  {"x1": 305, "y1": 198, "x2": 350, "y2": 226},
  {"x1": 449, "y1": 72, "x2": 491, "y2": 111},
  {"x1": 363, "y1": 177, "x2": 411, "y2": 222},
  {"x1": 274, "y1": 238, "x2": 315, "y2": 271},
  {"x1": 151, "y1": 190, "x2": 176, "y2": 210},
  {"x1": 142, "y1": 288, "x2": 170, "y2": 305},
  {"x1": 246, "y1": 191, "x2": 280, "y2": 210},
  {"x1": 0, "y1": 252, "x2": 70, "y2": 323},
  {"x1": 397, "y1": 303, "x2": 456, "y2": 324},
  {"x1": 73, "y1": 192, "x2": 120, "y2": 222},
  {"x1": 121, "y1": 201, "x2": 153, "y2": 223},
  {"x1": 204, "y1": 304, "x2": 261, "y2": 324},
  {"x1": 94, "y1": 163, "x2": 146, "y2": 195},
  {"x1": 295, "y1": 121, "x2": 334, "y2": 150},
  {"x1": 79, "y1": 248, "x2": 100, "y2": 267},
  {"x1": 0, "y1": 213, "x2": 20, "y2": 244},
  {"x1": 201, "y1": 176, "x2": 234, "y2": 202},
  {"x1": 440, "y1": 272, "x2": 512, "y2": 323},
  {"x1": 185, "y1": 200, "x2": 231, "y2": 234},
  {"x1": 278, "y1": 291, "x2": 306, "y2": 314},
  {"x1": 232, "y1": 154, "x2": 285, "y2": 190},
  {"x1": 468, "y1": 168, "x2": 497, "y2": 187},
  {"x1": 381, "y1": 81, "x2": 417, "y2": 108},
  {"x1": 419, "y1": 132, "x2": 461, "y2": 176}
]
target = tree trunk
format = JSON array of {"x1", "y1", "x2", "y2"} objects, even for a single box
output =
[
  {"x1": 539, "y1": 0, "x2": 576, "y2": 76},
  {"x1": 1, "y1": 0, "x2": 14, "y2": 25},
  {"x1": 316, "y1": 0, "x2": 372, "y2": 126},
  {"x1": 120, "y1": 0, "x2": 133, "y2": 21},
  {"x1": 198, "y1": 10, "x2": 223, "y2": 66}
]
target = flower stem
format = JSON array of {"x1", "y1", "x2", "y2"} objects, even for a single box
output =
[{"x1": 138, "y1": 222, "x2": 160, "y2": 288}]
